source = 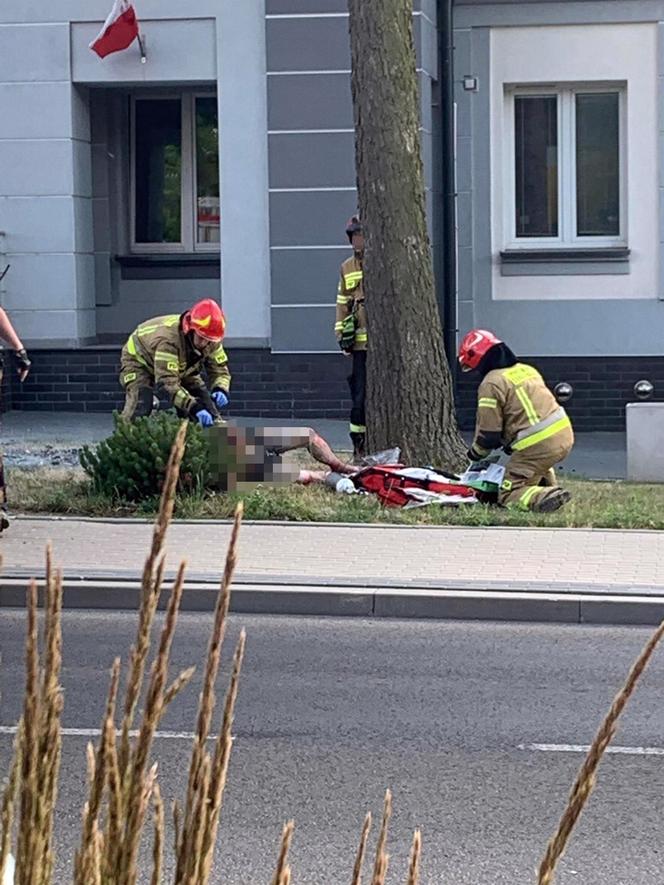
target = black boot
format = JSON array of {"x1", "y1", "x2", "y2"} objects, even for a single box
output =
[{"x1": 350, "y1": 432, "x2": 366, "y2": 464}]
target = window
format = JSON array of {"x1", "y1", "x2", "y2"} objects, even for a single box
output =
[
  {"x1": 132, "y1": 93, "x2": 219, "y2": 252},
  {"x1": 506, "y1": 85, "x2": 624, "y2": 248}
]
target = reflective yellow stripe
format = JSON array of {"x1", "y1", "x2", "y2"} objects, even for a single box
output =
[
  {"x1": 122, "y1": 371, "x2": 137, "y2": 384},
  {"x1": 503, "y1": 364, "x2": 539, "y2": 385},
  {"x1": 334, "y1": 322, "x2": 344, "y2": 331},
  {"x1": 515, "y1": 387, "x2": 539, "y2": 426},
  {"x1": 126, "y1": 335, "x2": 149, "y2": 368},
  {"x1": 337, "y1": 294, "x2": 350, "y2": 304},
  {"x1": 155, "y1": 350, "x2": 176, "y2": 362},
  {"x1": 517, "y1": 486, "x2": 541, "y2": 510},
  {"x1": 478, "y1": 397, "x2": 498, "y2": 409},
  {"x1": 511, "y1": 416, "x2": 572, "y2": 451},
  {"x1": 350, "y1": 423, "x2": 366, "y2": 433},
  {"x1": 173, "y1": 389, "x2": 190, "y2": 409},
  {"x1": 136, "y1": 324, "x2": 159, "y2": 336},
  {"x1": 344, "y1": 272, "x2": 363, "y2": 287}
]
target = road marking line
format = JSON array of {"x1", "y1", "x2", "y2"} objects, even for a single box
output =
[
  {"x1": 519, "y1": 742, "x2": 664, "y2": 756},
  {"x1": 0, "y1": 725, "x2": 214, "y2": 741}
]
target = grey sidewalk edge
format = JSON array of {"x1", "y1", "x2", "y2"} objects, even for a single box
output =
[
  {"x1": 12, "y1": 514, "x2": 664, "y2": 536},
  {"x1": 2, "y1": 578, "x2": 664, "y2": 626}
]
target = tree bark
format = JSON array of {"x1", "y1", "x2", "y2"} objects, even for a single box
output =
[{"x1": 348, "y1": 0, "x2": 467, "y2": 469}]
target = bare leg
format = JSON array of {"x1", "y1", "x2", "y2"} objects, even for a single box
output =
[{"x1": 259, "y1": 427, "x2": 355, "y2": 475}]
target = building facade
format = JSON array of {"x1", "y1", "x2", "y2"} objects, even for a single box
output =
[{"x1": 0, "y1": 0, "x2": 662, "y2": 429}]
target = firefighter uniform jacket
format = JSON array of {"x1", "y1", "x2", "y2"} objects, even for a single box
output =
[
  {"x1": 470, "y1": 363, "x2": 572, "y2": 459},
  {"x1": 334, "y1": 255, "x2": 367, "y2": 351},
  {"x1": 121, "y1": 314, "x2": 231, "y2": 416}
]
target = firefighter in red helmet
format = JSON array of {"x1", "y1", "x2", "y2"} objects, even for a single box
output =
[
  {"x1": 119, "y1": 298, "x2": 230, "y2": 425},
  {"x1": 334, "y1": 215, "x2": 367, "y2": 460},
  {"x1": 458, "y1": 329, "x2": 574, "y2": 512}
]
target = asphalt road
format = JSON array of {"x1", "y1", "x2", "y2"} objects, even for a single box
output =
[{"x1": 2, "y1": 612, "x2": 664, "y2": 884}]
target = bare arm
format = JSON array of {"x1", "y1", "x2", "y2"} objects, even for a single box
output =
[{"x1": 0, "y1": 308, "x2": 23, "y2": 351}]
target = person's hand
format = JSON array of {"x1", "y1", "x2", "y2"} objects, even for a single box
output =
[
  {"x1": 15, "y1": 348, "x2": 30, "y2": 383},
  {"x1": 195, "y1": 409, "x2": 214, "y2": 428},
  {"x1": 211, "y1": 390, "x2": 229, "y2": 408}
]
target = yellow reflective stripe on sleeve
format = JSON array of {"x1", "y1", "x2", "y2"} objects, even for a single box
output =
[
  {"x1": 515, "y1": 387, "x2": 539, "y2": 425},
  {"x1": 511, "y1": 416, "x2": 572, "y2": 451},
  {"x1": 478, "y1": 397, "x2": 498, "y2": 409},
  {"x1": 355, "y1": 332, "x2": 368, "y2": 343},
  {"x1": 126, "y1": 335, "x2": 149, "y2": 368},
  {"x1": 337, "y1": 294, "x2": 350, "y2": 304},
  {"x1": 155, "y1": 350, "x2": 179, "y2": 372},
  {"x1": 334, "y1": 321, "x2": 344, "y2": 331},
  {"x1": 350, "y1": 423, "x2": 366, "y2": 433},
  {"x1": 173, "y1": 389, "x2": 190, "y2": 410},
  {"x1": 210, "y1": 347, "x2": 228, "y2": 365},
  {"x1": 122, "y1": 372, "x2": 137, "y2": 385},
  {"x1": 517, "y1": 486, "x2": 541, "y2": 510},
  {"x1": 344, "y1": 271, "x2": 363, "y2": 287}
]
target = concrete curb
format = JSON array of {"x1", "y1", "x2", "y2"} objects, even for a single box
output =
[{"x1": 2, "y1": 576, "x2": 664, "y2": 625}]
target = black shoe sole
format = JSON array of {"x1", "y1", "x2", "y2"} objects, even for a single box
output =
[{"x1": 534, "y1": 489, "x2": 571, "y2": 513}]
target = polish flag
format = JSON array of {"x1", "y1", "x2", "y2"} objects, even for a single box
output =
[{"x1": 90, "y1": 0, "x2": 140, "y2": 59}]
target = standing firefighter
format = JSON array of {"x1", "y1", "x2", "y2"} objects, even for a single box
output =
[
  {"x1": 120, "y1": 298, "x2": 230, "y2": 426},
  {"x1": 459, "y1": 329, "x2": 574, "y2": 512},
  {"x1": 334, "y1": 215, "x2": 367, "y2": 460},
  {"x1": 0, "y1": 266, "x2": 31, "y2": 532}
]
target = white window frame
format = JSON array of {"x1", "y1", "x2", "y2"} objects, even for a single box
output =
[
  {"x1": 504, "y1": 83, "x2": 627, "y2": 250},
  {"x1": 130, "y1": 90, "x2": 219, "y2": 254}
]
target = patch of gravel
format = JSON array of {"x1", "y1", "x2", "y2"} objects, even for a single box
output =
[{"x1": 4, "y1": 444, "x2": 83, "y2": 469}]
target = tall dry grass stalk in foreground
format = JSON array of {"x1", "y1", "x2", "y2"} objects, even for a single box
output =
[
  {"x1": 538, "y1": 618, "x2": 664, "y2": 884},
  {"x1": 0, "y1": 420, "x2": 426, "y2": 883}
]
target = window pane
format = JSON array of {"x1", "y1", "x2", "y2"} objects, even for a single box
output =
[
  {"x1": 135, "y1": 99, "x2": 182, "y2": 244},
  {"x1": 196, "y1": 97, "x2": 220, "y2": 245},
  {"x1": 576, "y1": 93, "x2": 619, "y2": 237},
  {"x1": 515, "y1": 95, "x2": 558, "y2": 237}
]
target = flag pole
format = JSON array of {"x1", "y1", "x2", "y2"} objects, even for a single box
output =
[{"x1": 137, "y1": 30, "x2": 147, "y2": 63}]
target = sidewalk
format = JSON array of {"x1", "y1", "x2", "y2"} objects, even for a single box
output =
[{"x1": 1, "y1": 517, "x2": 663, "y2": 625}]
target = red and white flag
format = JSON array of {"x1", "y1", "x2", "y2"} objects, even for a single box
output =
[{"x1": 90, "y1": 0, "x2": 140, "y2": 59}]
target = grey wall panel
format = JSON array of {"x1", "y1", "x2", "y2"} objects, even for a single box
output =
[
  {"x1": 457, "y1": 246, "x2": 474, "y2": 306},
  {"x1": 267, "y1": 0, "x2": 347, "y2": 11},
  {"x1": 0, "y1": 83, "x2": 73, "y2": 139},
  {"x1": 269, "y1": 132, "x2": 355, "y2": 188},
  {"x1": 96, "y1": 278, "x2": 217, "y2": 336},
  {"x1": 72, "y1": 18, "x2": 217, "y2": 84},
  {"x1": 455, "y1": 0, "x2": 664, "y2": 27},
  {"x1": 267, "y1": 72, "x2": 353, "y2": 130},
  {"x1": 413, "y1": 13, "x2": 438, "y2": 80},
  {"x1": 270, "y1": 191, "x2": 358, "y2": 246},
  {"x1": 419, "y1": 71, "x2": 433, "y2": 134},
  {"x1": 271, "y1": 305, "x2": 336, "y2": 351},
  {"x1": 267, "y1": 17, "x2": 350, "y2": 72},
  {"x1": 271, "y1": 247, "x2": 349, "y2": 305},
  {"x1": 0, "y1": 24, "x2": 69, "y2": 81},
  {"x1": 0, "y1": 0, "x2": 221, "y2": 24}
]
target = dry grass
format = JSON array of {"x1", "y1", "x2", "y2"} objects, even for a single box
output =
[
  {"x1": 537, "y1": 618, "x2": 664, "y2": 884},
  {"x1": 4, "y1": 424, "x2": 664, "y2": 882},
  {"x1": 0, "y1": 424, "x2": 421, "y2": 883}
]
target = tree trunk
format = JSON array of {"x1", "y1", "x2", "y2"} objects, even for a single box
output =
[{"x1": 348, "y1": 0, "x2": 467, "y2": 469}]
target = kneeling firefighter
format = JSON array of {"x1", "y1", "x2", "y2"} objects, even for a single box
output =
[
  {"x1": 458, "y1": 329, "x2": 574, "y2": 513},
  {"x1": 120, "y1": 298, "x2": 230, "y2": 426}
]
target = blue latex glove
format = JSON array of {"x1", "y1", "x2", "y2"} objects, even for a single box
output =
[
  {"x1": 195, "y1": 409, "x2": 214, "y2": 428},
  {"x1": 211, "y1": 390, "x2": 229, "y2": 409}
]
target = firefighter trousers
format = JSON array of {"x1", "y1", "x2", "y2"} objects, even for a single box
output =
[
  {"x1": 348, "y1": 349, "x2": 366, "y2": 438},
  {"x1": 499, "y1": 425, "x2": 574, "y2": 510},
  {"x1": 120, "y1": 363, "x2": 155, "y2": 421}
]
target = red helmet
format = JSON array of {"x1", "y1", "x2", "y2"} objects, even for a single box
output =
[
  {"x1": 345, "y1": 214, "x2": 362, "y2": 243},
  {"x1": 182, "y1": 299, "x2": 226, "y2": 342},
  {"x1": 458, "y1": 329, "x2": 502, "y2": 372}
]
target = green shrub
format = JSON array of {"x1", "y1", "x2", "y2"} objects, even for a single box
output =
[{"x1": 80, "y1": 411, "x2": 211, "y2": 501}]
